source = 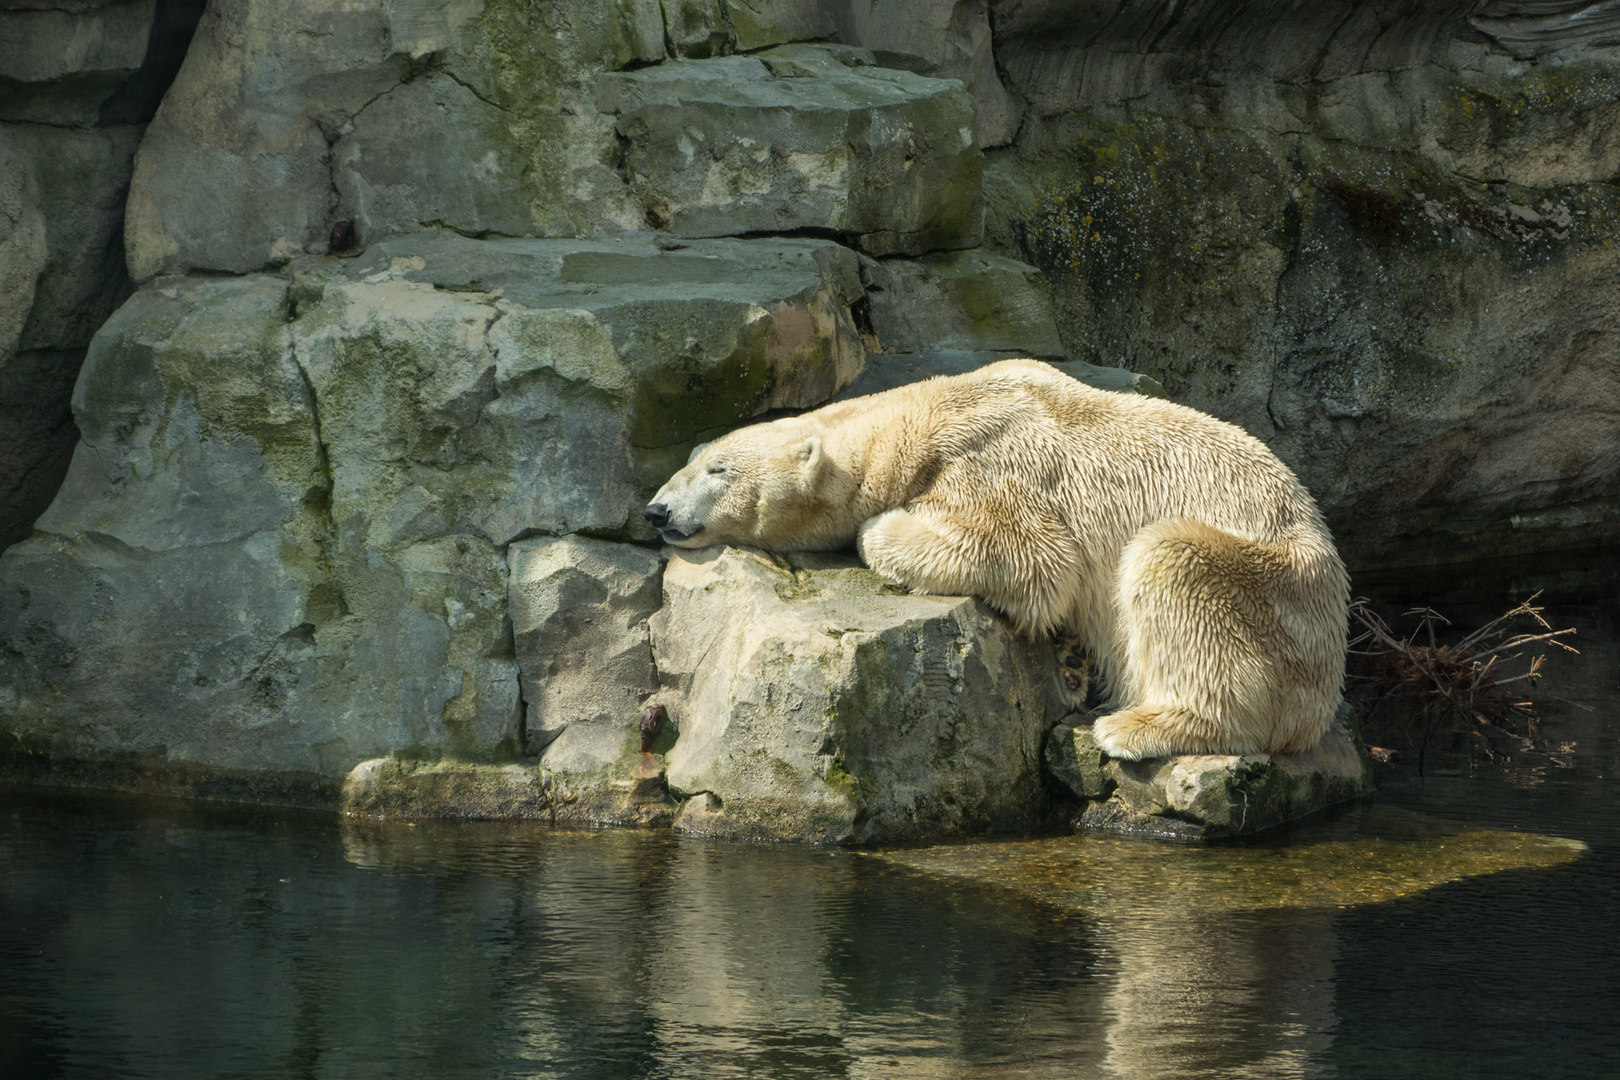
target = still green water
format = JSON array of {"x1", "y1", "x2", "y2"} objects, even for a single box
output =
[{"x1": 3, "y1": 551, "x2": 1617, "y2": 1079}]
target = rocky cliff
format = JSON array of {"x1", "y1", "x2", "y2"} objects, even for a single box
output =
[{"x1": 1, "y1": 0, "x2": 1613, "y2": 833}]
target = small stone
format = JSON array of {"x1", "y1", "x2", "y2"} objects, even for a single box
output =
[{"x1": 1044, "y1": 719, "x2": 1113, "y2": 800}]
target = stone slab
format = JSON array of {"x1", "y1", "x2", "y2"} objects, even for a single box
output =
[
  {"x1": 598, "y1": 44, "x2": 982, "y2": 256},
  {"x1": 340, "y1": 754, "x2": 677, "y2": 826}
]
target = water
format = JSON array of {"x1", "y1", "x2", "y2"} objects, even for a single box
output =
[{"x1": 3, "y1": 551, "x2": 1617, "y2": 1079}]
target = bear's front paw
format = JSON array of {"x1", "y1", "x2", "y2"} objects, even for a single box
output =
[{"x1": 856, "y1": 510, "x2": 917, "y2": 585}]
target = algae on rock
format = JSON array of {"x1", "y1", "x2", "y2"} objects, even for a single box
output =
[{"x1": 982, "y1": 4, "x2": 1620, "y2": 563}]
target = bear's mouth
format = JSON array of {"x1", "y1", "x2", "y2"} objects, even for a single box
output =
[{"x1": 659, "y1": 525, "x2": 704, "y2": 544}]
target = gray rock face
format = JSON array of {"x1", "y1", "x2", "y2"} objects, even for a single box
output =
[
  {"x1": 1045, "y1": 706, "x2": 1375, "y2": 839},
  {"x1": 649, "y1": 546, "x2": 1060, "y2": 843},
  {"x1": 0, "y1": 127, "x2": 46, "y2": 367},
  {"x1": 0, "y1": 0, "x2": 154, "y2": 126},
  {"x1": 598, "y1": 45, "x2": 983, "y2": 256},
  {"x1": 982, "y1": 0, "x2": 1620, "y2": 564},
  {"x1": 124, "y1": 0, "x2": 661, "y2": 281},
  {"x1": 828, "y1": 0, "x2": 1023, "y2": 147},
  {"x1": 0, "y1": 229, "x2": 864, "y2": 779},
  {"x1": 308, "y1": 230, "x2": 863, "y2": 538},
  {"x1": 720, "y1": 0, "x2": 836, "y2": 51}
]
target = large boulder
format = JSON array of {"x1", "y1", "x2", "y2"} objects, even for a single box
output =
[
  {"x1": 648, "y1": 546, "x2": 1062, "y2": 844},
  {"x1": 597, "y1": 44, "x2": 983, "y2": 256},
  {"x1": 301, "y1": 230, "x2": 863, "y2": 538},
  {"x1": 124, "y1": 0, "x2": 662, "y2": 281},
  {"x1": 0, "y1": 230, "x2": 865, "y2": 782}
]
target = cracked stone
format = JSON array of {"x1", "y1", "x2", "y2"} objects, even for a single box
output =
[{"x1": 508, "y1": 534, "x2": 665, "y2": 819}]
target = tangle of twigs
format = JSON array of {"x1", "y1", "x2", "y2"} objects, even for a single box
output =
[{"x1": 1346, "y1": 591, "x2": 1578, "y2": 774}]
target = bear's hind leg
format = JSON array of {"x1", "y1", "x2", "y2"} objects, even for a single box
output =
[{"x1": 1094, "y1": 519, "x2": 1297, "y2": 760}]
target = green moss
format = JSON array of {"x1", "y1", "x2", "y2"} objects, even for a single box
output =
[{"x1": 823, "y1": 757, "x2": 860, "y2": 799}]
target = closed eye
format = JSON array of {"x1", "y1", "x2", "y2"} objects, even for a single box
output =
[{"x1": 707, "y1": 465, "x2": 726, "y2": 475}]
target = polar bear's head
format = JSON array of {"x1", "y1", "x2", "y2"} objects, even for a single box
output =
[{"x1": 645, "y1": 417, "x2": 857, "y2": 551}]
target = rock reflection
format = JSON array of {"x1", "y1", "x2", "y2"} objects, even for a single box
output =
[{"x1": 338, "y1": 820, "x2": 1116, "y2": 1077}]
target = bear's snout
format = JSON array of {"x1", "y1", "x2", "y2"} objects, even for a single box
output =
[{"x1": 644, "y1": 503, "x2": 671, "y2": 529}]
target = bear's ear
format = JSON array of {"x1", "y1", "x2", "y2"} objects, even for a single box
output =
[
  {"x1": 685, "y1": 441, "x2": 712, "y2": 466},
  {"x1": 795, "y1": 436, "x2": 825, "y2": 480}
]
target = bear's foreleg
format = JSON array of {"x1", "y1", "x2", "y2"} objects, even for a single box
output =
[{"x1": 856, "y1": 503, "x2": 1081, "y2": 638}]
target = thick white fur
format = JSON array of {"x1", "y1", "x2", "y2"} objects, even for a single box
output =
[{"x1": 648, "y1": 360, "x2": 1348, "y2": 758}]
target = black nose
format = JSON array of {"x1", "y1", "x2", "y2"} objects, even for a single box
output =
[{"x1": 644, "y1": 503, "x2": 670, "y2": 529}]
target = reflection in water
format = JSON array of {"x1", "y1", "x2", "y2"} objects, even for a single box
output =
[
  {"x1": 0, "y1": 790, "x2": 1589, "y2": 1080},
  {"x1": 1099, "y1": 910, "x2": 1334, "y2": 1080}
]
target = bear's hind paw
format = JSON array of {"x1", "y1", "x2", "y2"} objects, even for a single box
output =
[{"x1": 1091, "y1": 708, "x2": 1160, "y2": 761}]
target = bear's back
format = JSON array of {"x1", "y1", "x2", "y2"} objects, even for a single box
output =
[{"x1": 923, "y1": 360, "x2": 1329, "y2": 549}]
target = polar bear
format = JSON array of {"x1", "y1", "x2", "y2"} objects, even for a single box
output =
[{"x1": 646, "y1": 359, "x2": 1348, "y2": 759}]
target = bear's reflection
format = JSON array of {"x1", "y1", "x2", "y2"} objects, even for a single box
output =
[
  {"x1": 1100, "y1": 909, "x2": 1336, "y2": 1080},
  {"x1": 342, "y1": 820, "x2": 1342, "y2": 1077}
]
